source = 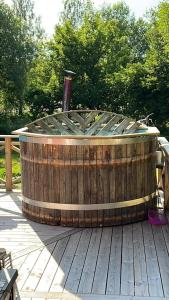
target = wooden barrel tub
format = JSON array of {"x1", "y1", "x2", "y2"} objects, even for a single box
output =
[{"x1": 14, "y1": 111, "x2": 159, "y2": 227}]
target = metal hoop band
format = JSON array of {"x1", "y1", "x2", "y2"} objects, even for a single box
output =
[
  {"x1": 23, "y1": 193, "x2": 155, "y2": 211},
  {"x1": 19, "y1": 135, "x2": 156, "y2": 146}
]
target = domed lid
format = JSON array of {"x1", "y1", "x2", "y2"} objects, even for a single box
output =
[
  {"x1": 13, "y1": 110, "x2": 160, "y2": 138},
  {"x1": 25, "y1": 110, "x2": 142, "y2": 136}
]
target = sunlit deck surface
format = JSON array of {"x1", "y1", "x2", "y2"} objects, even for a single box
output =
[{"x1": 1, "y1": 191, "x2": 169, "y2": 300}]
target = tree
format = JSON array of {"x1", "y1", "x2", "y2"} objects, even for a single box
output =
[
  {"x1": 2, "y1": 0, "x2": 169, "y2": 136},
  {"x1": 12, "y1": 0, "x2": 44, "y2": 39},
  {"x1": 0, "y1": 0, "x2": 26, "y2": 112},
  {"x1": 25, "y1": 42, "x2": 60, "y2": 118},
  {"x1": 49, "y1": 2, "x2": 149, "y2": 114},
  {"x1": 0, "y1": 0, "x2": 44, "y2": 133},
  {"x1": 9, "y1": 0, "x2": 44, "y2": 115},
  {"x1": 142, "y1": 1, "x2": 169, "y2": 131},
  {"x1": 61, "y1": 0, "x2": 93, "y2": 27}
]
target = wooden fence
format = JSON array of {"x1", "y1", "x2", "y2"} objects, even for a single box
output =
[{"x1": 0, "y1": 135, "x2": 21, "y2": 191}]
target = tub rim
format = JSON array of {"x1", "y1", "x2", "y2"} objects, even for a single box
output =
[{"x1": 13, "y1": 126, "x2": 159, "y2": 141}]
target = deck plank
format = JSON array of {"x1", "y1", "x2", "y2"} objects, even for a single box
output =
[
  {"x1": 0, "y1": 191, "x2": 71, "y2": 255},
  {"x1": 121, "y1": 224, "x2": 134, "y2": 296},
  {"x1": 152, "y1": 224, "x2": 169, "y2": 297},
  {"x1": 49, "y1": 232, "x2": 82, "y2": 293},
  {"x1": 12, "y1": 254, "x2": 27, "y2": 270},
  {"x1": 162, "y1": 222, "x2": 169, "y2": 253},
  {"x1": 22, "y1": 243, "x2": 56, "y2": 291},
  {"x1": 36, "y1": 237, "x2": 69, "y2": 292},
  {"x1": 19, "y1": 291, "x2": 169, "y2": 300},
  {"x1": 92, "y1": 227, "x2": 112, "y2": 294},
  {"x1": 133, "y1": 222, "x2": 149, "y2": 296},
  {"x1": 17, "y1": 249, "x2": 42, "y2": 290},
  {"x1": 142, "y1": 221, "x2": 163, "y2": 297},
  {"x1": 64, "y1": 229, "x2": 91, "y2": 293},
  {"x1": 106, "y1": 226, "x2": 122, "y2": 295},
  {"x1": 78, "y1": 228, "x2": 102, "y2": 294}
]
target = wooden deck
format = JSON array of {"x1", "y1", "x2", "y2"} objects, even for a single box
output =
[{"x1": 1, "y1": 191, "x2": 169, "y2": 300}]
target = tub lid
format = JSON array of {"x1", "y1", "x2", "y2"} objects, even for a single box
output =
[{"x1": 13, "y1": 110, "x2": 160, "y2": 137}]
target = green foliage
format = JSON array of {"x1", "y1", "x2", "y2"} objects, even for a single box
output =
[
  {"x1": 49, "y1": 2, "x2": 149, "y2": 114},
  {"x1": 13, "y1": 0, "x2": 44, "y2": 39},
  {"x1": 25, "y1": 42, "x2": 60, "y2": 118},
  {"x1": 0, "y1": 152, "x2": 21, "y2": 179},
  {"x1": 0, "y1": 0, "x2": 43, "y2": 127},
  {"x1": 61, "y1": 0, "x2": 94, "y2": 27},
  {"x1": 142, "y1": 2, "x2": 169, "y2": 130},
  {"x1": 0, "y1": 112, "x2": 31, "y2": 134},
  {"x1": 1, "y1": 0, "x2": 169, "y2": 136},
  {"x1": 0, "y1": 1, "x2": 24, "y2": 101}
]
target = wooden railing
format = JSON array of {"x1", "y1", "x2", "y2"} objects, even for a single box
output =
[
  {"x1": 0, "y1": 135, "x2": 21, "y2": 191},
  {"x1": 158, "y1": 136, "x2": 169, "y2": 209}
]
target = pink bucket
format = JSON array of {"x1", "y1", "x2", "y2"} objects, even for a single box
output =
[{"x1": 148, "y1": 209, "x2": 168, "y2": 225}]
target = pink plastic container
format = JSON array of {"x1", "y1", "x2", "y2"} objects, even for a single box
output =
[{"x1": 148, "y1": 209, "x2": 168, "y2": 225}]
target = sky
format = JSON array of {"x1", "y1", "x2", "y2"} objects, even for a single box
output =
[{"x1": 5, "y1": 0, "x2": 161, "y2": 36}]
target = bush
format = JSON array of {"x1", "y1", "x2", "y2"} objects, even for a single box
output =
[{"x1": 0, "y1": 113, "x2": 31, "y2": 134}]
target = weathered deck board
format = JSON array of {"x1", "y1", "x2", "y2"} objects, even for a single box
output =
[
  {"x1": 36, "y1": 237, "x2": 69, "y2": 292},
  {"x1": 19, "y1": 291, "x2": 169, "y2": 300},
  {"x1": 0, "y1": 192, "x2": 71, "y2": 255},
  {"x1": 64, "y1": 229, "x2": 91, "y2": 293},
  {"x1": 162, "y1": 220, "x2": 169, "y2": 252},
  {"x1": 142, "y1": 221, "x2": 163, "y2": 297},
  {"x1": 121, "y1": 224, "x2": 134, "y2": 296},
  {"x1": 17, "y1": 249, "x2": 42, "y2": 290},
  {"x1": 12, "y1": 254, "x2": 27, "y2": 270},
  {"x1": 49, "y1": 232, "x2": 82, "y2": 293},
  {"x1": 106, "y1": 226, "x2": 122, "y2": 295},
  {"x1": 133, "y1": 222, "x2": 149, "y2": 296},
  {"x1": 22, "y1": 243, "x2": 56, "y2": 291},
  {"x1": 92, "y1": 227, "x2": 112, "y2": 294},
  {"x1": 78, "y1": 228, "x2": 102, "y2": 294},
  {"x1": 152, "y1": 225, "x2": 169, "y2": 297},
  {"x1": 1, "y1": 191, "x2": 169, "y2": 300}
]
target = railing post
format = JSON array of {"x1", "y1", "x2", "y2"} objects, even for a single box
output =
[
  {"x1": 164, "y1": 157, "x2": 169, "y2": 210},
  {"x1": 5, "y1": 137, "x2": 12, "y2": 191},
  {"x1": 158, "y1": 137, "x2": 169, "y2": 209}
]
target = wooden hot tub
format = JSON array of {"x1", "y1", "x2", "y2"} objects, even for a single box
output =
[{"x1": 14, "y1": 110, "x2": 159, "y2": 227}]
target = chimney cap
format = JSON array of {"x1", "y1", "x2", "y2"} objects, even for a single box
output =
[{"x1": 64, "y1": 70, "x2": 76, "y2": 78}]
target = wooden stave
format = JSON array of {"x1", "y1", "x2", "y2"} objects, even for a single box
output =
[{"x1": 21, "y1": 138, "x2": 157, "y2": 227}]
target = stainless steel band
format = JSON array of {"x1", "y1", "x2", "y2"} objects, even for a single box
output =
[
  {"x1": 22, "y1": 193, "x2": 155, "y2": 211},
  {"x1": 19, "y1": 135, "x2": 156, "y2": 146}
]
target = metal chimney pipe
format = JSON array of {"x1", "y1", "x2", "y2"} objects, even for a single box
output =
[{"x1": 63, "y1": 70, "x2": 76, "y2": 111}]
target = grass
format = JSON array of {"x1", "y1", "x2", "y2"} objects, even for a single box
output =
[{"x1": 0, "y1": 151, "x2": 21, "y2": 180}]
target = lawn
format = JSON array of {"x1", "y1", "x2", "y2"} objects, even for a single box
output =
[{"x1": 0, "y1": 151, "x2": 21, "y2": 180}]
